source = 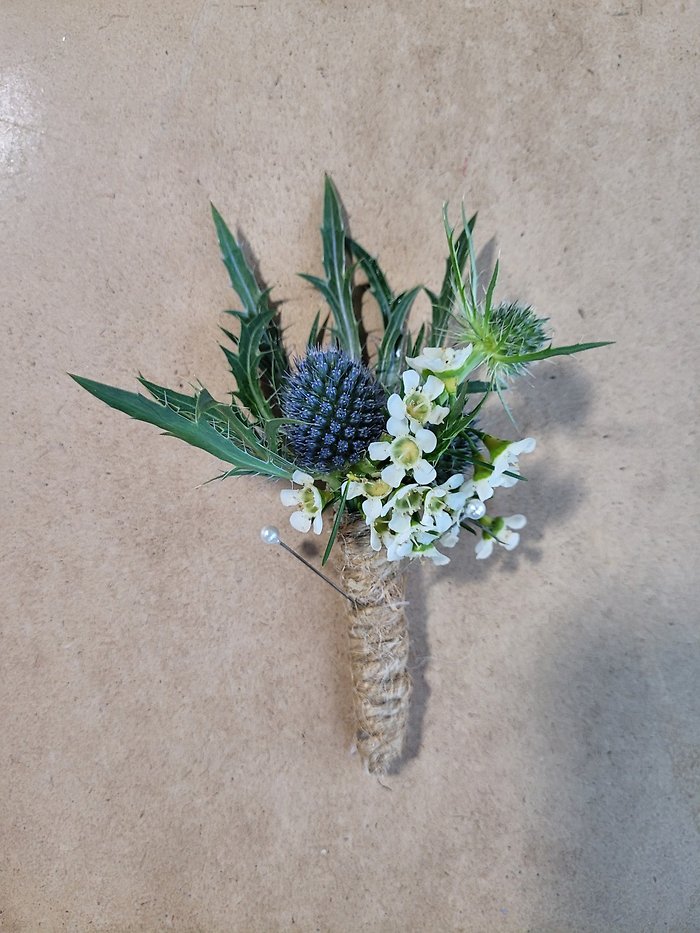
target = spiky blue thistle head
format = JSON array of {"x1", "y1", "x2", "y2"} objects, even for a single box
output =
[{"x1": 281, "y1": 348, "x2": 387, "y2": 473}]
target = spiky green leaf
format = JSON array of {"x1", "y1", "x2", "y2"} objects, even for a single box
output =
[
  {"x1": 71, "y1": 375, "x2": 294, "y2": 479},
  {"x1": 348, "y1": 238, "x2": 394, "y2": 328},
  {"x1": 376, "y1": 286, "x2": 422, "y2": 389},
  {"x1": 307, "y1": 310, "x2": 330, "y2": 348},
  {"x1": 212, "y1": 205, "x2": 288, "y2": 418},
  {"x1": 303, "y1": 176, "x2": 361, "y2": 359},
  {"x1": 211, "y1": 203, "x2": 263, "y2": 317},
  {"x1": 430, "y1": 211, "x2": 477, "y2": 345}
]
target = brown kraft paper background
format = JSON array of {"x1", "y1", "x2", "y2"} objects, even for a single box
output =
[{"x1": 2, "y1": 2, "x2": 699, "y2": 930}]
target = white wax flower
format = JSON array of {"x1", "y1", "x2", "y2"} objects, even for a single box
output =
[
  {"x1": 367, "y1": 513, "x2": 413, "y2": 561},
  {"x1": 343, "y1": 476, "x2": 393, "y2": 522},
  {"x1": 405, "y1": 344, "x2": 474, "y2": 387},
  {"x1": 386, "y1": 371, "x2": 449, "y2": 435},
  {"x1": 280, "y1": 469, "x2": 324, "y2": 534},
  {"x1": 466, "y1": 436, "x2": 537, "y2": 501},
  {"x1": 421, "y1": 477, "x2": 466, "y2": 534},
  {"x1": 484, "y1": 435, "x2": 537, "y2": 488},
  {"x1": 474, "y1": 514, "x2": 527, "y2": 559},
  {"x1": 368, "y1": 420, "x2": 437, "y2": 488}
]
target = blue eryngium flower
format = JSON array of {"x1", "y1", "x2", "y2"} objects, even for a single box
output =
[{"x1": 281, "y1": 348, "x2": 387, "y2": 473}]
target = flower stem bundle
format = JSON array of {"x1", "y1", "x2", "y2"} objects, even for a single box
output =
[{"x1": 71, "y1": 177, "x2": 611, "y2": 774}]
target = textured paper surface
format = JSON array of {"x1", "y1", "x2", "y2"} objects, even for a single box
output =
[{"x1": 2, "y1": 2, "x2": 699, "y2": 930}]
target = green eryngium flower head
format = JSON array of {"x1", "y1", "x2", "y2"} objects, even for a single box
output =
[{"x1": 479, "y1": 302, "x2": 549, "y2": 378}]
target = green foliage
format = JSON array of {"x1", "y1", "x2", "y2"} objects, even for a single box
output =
[
  {"x1": 71, "y1": 177, "x2": 611, "y2": 555},
  {"x1": 300, "y1": 176, "x2": 361, "y2": 360},
  {"x1": 492, "y1": 340, "x2": 614, "y2": 368},
  {"x1": 426, "y1": 211, "x2": 477, "y2": 346},
  {"x1": 70, "y1": 375, "x2": 295, "y2": 478},
  {"x1": 347, "y1": 239, "x2": 422, "y2": 390},
  {"x1": 440, "y1": 204, "x2": 613, "y2": 384},
  {"x1": 211, "y1": 204, "x2": 288, "y2": 420},
  {"x1": 306, "y1": 309, "x2": 330, "y2": 348},
  {"x1": 322, "y1": 480, "x2": 349, "y2": 566}
]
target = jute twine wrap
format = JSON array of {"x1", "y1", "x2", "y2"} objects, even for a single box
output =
[{"x1": 339, "y1": 519, "x2": 411, "y2": 775}]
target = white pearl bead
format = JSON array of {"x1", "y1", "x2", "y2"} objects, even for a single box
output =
[
  {"x1": 260, "y1": 525, "x2": 280, "y2": 545},
  {"x1": 464, "y1": 499, "x2": 486, "y2": 520}
]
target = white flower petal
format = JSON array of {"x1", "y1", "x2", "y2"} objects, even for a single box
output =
[
  {"x1": 414, "y1": 527, "x2": 436, "y2": 543},
  {"x1": 412, "y1": 460, "x2": 436, "y2": 484},
  {"x1": 425, "y1": 547, "x2": 450, "y2": 566},
  {"x1": 502, "y1": 531, "x2": 520, "y2": 551},
  {"x1": 292, "y1": 469, "x2": 313, "y2": 485},
  {"x1": 423, "y1": 375, "x2": 445, "y2": 401},
  {"x1": 362, "y1": 497, "x2": 383, "y2": 521},
  {"x1": 405, "y1": 355, "x2": 426, "y2": 373},
  {"x1": 506, "y1": 514, "x2": 527, "y2": 530},
  {"x1": 428, "y1": 405, "x2": 450, "y2": 425},
  {"x1": 386, "y1": 415, "x2": 410, "y2": 437},
  {"x1": 388, "y1": 511, "x2": 412, "y2": 535},
  {"x1": 414, "y1": 428, "x2": 437, "y2": 453},
  {"x1": 312, "y1": 513, "x2": 324, "y2": 535},
  {"x1": 387, "y1": 394, "x2": 405, "y2": 418},
  {"x1": 391, "y1": 538, "x2": 414, "y2": 560},
  {"x1": 474, "y1": 477, "x2": 495, "y2": 501},
  {"x1": 445, "y1": 491, "x2": 468, "y2": 511},
  {"x1": 434, "y1": 510, "x2": 453, "y2": 533},
  {"x1": 402, "y1": 369, "x2": 420, "y2": 392},
  {"x1": 407, "y1": 345, "x2": 473, "y2": 377},
  {"x1": 381, "y1": 463, "x2": 406, "y2": 487},
  {"x1": 289, "y1": 510, "x2": 312, "y2": 533},
  {"x1": 475, "y1": 536, "x2": 494, "y2": 559},
  {"x1": 344, "y1": 480, "x2": 364, "y2": 500},
  {"x1": 368, "y1": 441, "x2": 392, "y2": 461},
  {"x1": 440, "y1": 525, "x2": 461, "y2": 548},
  {"x1": 280, "y1": 488, "x2": 299, "y2": 507},
  {"x1": 443, "y1": 474, "x2": 464, "y2": 490}
]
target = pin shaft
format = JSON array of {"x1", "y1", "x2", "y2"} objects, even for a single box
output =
[{"x1": 277, "y1": 541, "x2": 354, "y2": 604}]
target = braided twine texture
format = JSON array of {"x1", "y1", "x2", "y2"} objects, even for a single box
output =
[{"x1": 339, "y1": 520, "x2": 412, "y2": 775}]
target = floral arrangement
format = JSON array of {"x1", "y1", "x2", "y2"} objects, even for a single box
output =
[{"x1": 72, "y1": 178, "x2": 609, "y2": 775}]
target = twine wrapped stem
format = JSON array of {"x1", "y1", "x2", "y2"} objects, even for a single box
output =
[{"x1": 339, "y1": 519, "x2": 412, "y2": 775}]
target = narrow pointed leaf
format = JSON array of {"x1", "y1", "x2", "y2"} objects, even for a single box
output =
[
  {"x1": 211, "y1": 204, "x2": 263, "y2": 317},
  {"x1": 348, "y1": 238, "x2": 394, "y2": 327},
  {"x1": 376, "y1": 286, "x2": 422, "y2": 387},
  {"x1": 315, "y1": 176, "x2": 361, "y2": 359},
  {"x1": 495, "y1": 341, "x2": 614, "y2": 365},
  {"x1": 195, "y1": 387, "x2": 218, "y2": 421},
  {"x1": 483, "y1": 258, "x2": 499, "y2": 321},
  {"x1": 322, "y1": 480, "x2": 349, "y2": 566}
]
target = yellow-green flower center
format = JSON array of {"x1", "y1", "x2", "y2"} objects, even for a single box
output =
[
  {"x1": 394, "y1": 488, "x2": 424, "y2": 512},
  {"x1": 299, "y1": 487, "x2": 319, "y2": 514},
  {"x1": 364, "y1": 478, "x2": 392, "y2": 498},
  {"x1": 372, "y1": 515, "x2": 391, "y2": 535},
  {"x1": 426, "y1": 491, "x2": 447, "y2": 513},
  {"x1": 390, "y1": 436, "x2": 421, "y2": 467},
  {"x1": 404, "y1": 391, "x2": 431, "y2": 423}
]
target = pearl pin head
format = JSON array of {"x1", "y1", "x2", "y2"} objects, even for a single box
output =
[
  {"x1": 260, "y1": 525, "x2": 281, "y2": 545},
  {"x1": 464, "y1": 499, "x2": 486, "y2": 521}
]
